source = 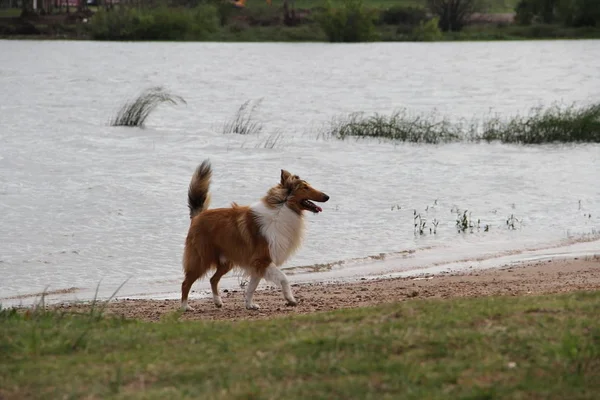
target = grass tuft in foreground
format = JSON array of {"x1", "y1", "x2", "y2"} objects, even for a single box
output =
[
  {"x1": 111, "y1": 86, "x2": 187, "y2": 127},
  {"x1": 1, "y1": 291, "x2": 599, "y2": 399},
  {"x1": 324, "y1": 103, "x2": 600, "y2": 144}
]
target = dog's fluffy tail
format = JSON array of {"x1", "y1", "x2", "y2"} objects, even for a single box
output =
[{"x1": 188, "y1": 160, "x2": 212, "y2": 219}]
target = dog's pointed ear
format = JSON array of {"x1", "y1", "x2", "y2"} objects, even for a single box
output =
[{"x1": 280, "y1": 169, "x2": 292, "y2": 185}]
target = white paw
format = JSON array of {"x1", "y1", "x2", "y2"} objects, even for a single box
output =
[
  {"x1": 181, "y1": 304, "x2": 195, "y2": 312},
  {"x1": 246, "y1": 303, "x2": 261, "y2": 310},
  {"x1": 214, "y1": 298, "x2": 223, "y2": 308},
  {"x1": 286, "y1": 299, "x2": 298, "y2": 307}
]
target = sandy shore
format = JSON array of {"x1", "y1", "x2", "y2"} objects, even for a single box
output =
[{"x1": 54, "y1": 256, "x2": 600, "y2": 322}]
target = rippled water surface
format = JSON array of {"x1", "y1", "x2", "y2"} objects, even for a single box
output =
[{"x1": 1, "y1": 40, "x2": 599, "y2": 304}]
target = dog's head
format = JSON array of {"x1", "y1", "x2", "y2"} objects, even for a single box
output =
[{"x1": 271, "y1": 169, "x2": 329, "y2": 214}]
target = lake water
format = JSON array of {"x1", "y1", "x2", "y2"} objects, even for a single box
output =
[{"x1": 1, "y1": 40, "x2": 599, "y2": 306}]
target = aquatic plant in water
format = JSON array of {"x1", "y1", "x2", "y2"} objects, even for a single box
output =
[
  {"x1": 477, "y1": 103, "x2": 600, "y2": 144},
  {"x1": 323, "y1": 109, "x2": 462, "y2": 144},
  {"x1": 222, "y1": 99, "x2": 264, "y2": 135},
  {"x1": 324, "y1": 103, "x2": 600, "y2": 144},
  {"x1": 111, "y1": 86, "x2": 186, "y2": 127}
]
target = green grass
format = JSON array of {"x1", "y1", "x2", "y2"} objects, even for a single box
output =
[
  {"x1": 0, "y1": 8, "x2": 21, "y2": 18},
  {"x1": 206, "y1": 22, "x2": 600, "y2": 42},
  {"x1": 478, "y1": 103, "x2": 600, "y2": 144},
  {"x1": 1, "y1": 291, "x2": 599, "y2": 399},
  {"x1": 323, "y1": 103, "x2": 600, "y2": 144},
  {"x1": 322, "y1": 110, "x2": 462, "y2": 144},
  {"x1": 208, "y1": 23, "x2": 328, "y2": 41},
  {"x1": 245, "y1": 0, "x2": 422, "y2": 12},
  {"x1": 251, "y1": 0, "x2": 518, "y2": 13},
  {"x1": 445, "y1": 23, "x2": 600, "y2": 40}
]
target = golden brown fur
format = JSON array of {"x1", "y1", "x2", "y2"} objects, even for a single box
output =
[{"x1": 181, "y1": 160, "x2": 329, "y2": 311}]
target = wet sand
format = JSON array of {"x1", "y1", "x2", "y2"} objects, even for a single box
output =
[{"x1": 54, "y1": 256, "x2": 600, "y2": 322}]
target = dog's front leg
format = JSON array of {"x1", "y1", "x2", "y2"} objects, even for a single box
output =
[
  {"x1": 245, "y1": 274, "x2": 262, "y2": 310},
  {"x1": 265, "y1": 265, "x2": 297, "y2": 306}
]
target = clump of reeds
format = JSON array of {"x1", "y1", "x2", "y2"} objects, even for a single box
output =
[
  {"x1": 476, "y1": 103, "x2": 600, "y2": 144},
  {"x1": 322, "y1": 103, "x2": 600, "y2": 144},
  {"x1": 111, "y1": 87, "x2": 186, "y2": 127},
  {"x1": 322, "y1": 109, "x2": 463, "y2": 144},
  {"x1": 413, "y1": 210, "x2": 439, "y2": 236},
  {"x1": 450, "y1": 205, "x2": 490, "y2": 234},
  {"x1": 222, "y1": 99, "x2": 263, "y2": 135}
]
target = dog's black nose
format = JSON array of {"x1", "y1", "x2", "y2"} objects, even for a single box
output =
[{"x1": 322, "y1": 194, "x2": 330, "y2": 202}]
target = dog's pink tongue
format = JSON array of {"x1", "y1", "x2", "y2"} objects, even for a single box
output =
[{"x1": 316, "y1": 205, "x2": 323, "y2": 212}]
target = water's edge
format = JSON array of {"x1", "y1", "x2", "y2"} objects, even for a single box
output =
[{"x1": 3, "y1": 237, "x2": 598, "y2": 308}]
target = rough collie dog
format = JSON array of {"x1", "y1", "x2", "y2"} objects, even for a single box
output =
[{"x1": 181, "y1": 160, "x2": 329, "y2": 311}]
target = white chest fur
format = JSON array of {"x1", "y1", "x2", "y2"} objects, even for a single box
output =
[{"x1": 251, "y1": 201, "x2": 305, "y2": 266}]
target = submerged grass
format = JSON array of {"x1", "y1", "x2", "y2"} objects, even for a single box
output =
[
  {"x1": 1, "y1": 291, "x2": 599, "y2": 398},
  {"x1": 323, "y1": 110, "x2": 462, "y2": 144},
  {"x1": 111, "y1": 86, "x2": 186, "y2": 127},
  {"x1": 222, "y1": 98, "x2": 264, "y2": 135},
  {"x1": 478, "y1": 103, "x2": 600, "y2": 144},
  {"x1": 323, "y1": 103, "x2": 600, "y2": 144}
]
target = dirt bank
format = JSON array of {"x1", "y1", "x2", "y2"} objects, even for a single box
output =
[{"x1": 51, "y1": 255, "x2": 600, "y2": 322}]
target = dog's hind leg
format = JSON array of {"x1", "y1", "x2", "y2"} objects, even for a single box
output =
[
  {"x1": 210, "y1": 259, "x2": 233, "y2": 308},
  {"x1": 265, "y1": 264, "x2": 297, "y2": 306},
  {"x1": 181, "y1": 270, "x2": 200, "y2": 311},
  {"x1": 181, "y1": 245, "x2": 210, "y2": 311}
]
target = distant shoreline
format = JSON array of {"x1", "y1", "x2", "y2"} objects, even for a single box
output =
[
  {"x1": 2, "y1": 8, "x2": 600, "y2": 42},
  {"x1": 3, "y1": 29, "x2": 600, "y2": 42}
]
